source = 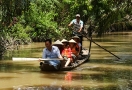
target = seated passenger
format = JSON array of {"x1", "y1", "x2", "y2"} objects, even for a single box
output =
[
  {"x1": 53, "y1": 40, "x2": 64, "y2": 54},
  {"x1": 69, "y1": 39, "x2": 79, "y2": 62},
  {"x1": 72, "y1": 36, "x2": 82, "y2": 54},
  {"x1": 42, "y1": 39, "x2": 63, "y2": 70},
  {"x1": 61, "y1": 39, "x2": 72, "y2": 67}
]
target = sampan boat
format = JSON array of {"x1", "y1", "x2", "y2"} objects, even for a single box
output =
[
  {"x1": 39, "y1": 49, "x2": 90, "y2": 71},
  {"x1": 40, "y1": 36, "x2": 92, "y2": 71}
]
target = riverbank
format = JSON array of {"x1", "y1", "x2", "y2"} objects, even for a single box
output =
[{"x1": 0, "y1": 37, "x2": 31, "y2": 59}]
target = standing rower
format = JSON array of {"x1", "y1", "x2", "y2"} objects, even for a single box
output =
[{"x1": 68, "y1": 14, "x2": 84, "y2": 46}]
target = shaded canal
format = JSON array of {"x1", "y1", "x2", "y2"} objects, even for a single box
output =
[{"x1": 0, "y1": 32, "x2": 132, "y2": 90}]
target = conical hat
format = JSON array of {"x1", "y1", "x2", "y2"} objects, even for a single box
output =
[
  {"x1": 53, "y1": 40, "x2": 63, "y2": 45},
  {"x1": 72, "y1": 36, "x2": 80, "y2": 39},
  {"x1": 61, "y1": 39, "x2": 68, "y2": 43},
  {"x1": 69, "y1": 39, "x2": 76, "y2": 43}
]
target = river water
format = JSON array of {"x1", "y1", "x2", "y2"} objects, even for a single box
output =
[{"x1": 0, "y1": 32, "x2": 132, "y2": 90}]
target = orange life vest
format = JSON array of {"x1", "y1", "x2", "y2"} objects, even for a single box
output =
[
  {"x1": 62, "y1": 47, "x2": 72, "y2": 58},
  {"x1": 71, "y1": 47, "x2": 78, "y2": 56}
]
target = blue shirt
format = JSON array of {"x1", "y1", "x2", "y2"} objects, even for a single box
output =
[{"x1": 42, "y1": 46, "x2": 61, "y2": 59}]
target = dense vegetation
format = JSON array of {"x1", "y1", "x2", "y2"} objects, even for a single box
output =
[{"x1": 0, "y1": 0, "x2": 132, "y2": 58}]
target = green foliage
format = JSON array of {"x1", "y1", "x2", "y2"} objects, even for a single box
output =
[
  {"x1": 0, "y1": 0, "x2": 30, "y2": 25},
  {"x1": 10, "y1": 23, "x2": 32, "y2": 41},
  {"x1": 0, "y1": 36, "x2": 5, "y2": 58},
  {"x1": 60, "y1": 0, "x2": 132, "y2": 36},
  {"x1": 0, "y1": 0, "x2": 132, "y2": 42},
  {"x1": 61, "y1": 0, "x2": 91, "y2": 22},
  {"x1": 0, "y1": 26, "x2": 6, "y2": 58},
  {"x1": 22, "y1": 0, "x2": 62, "y2": 41},
  {"x1": 0, "y1": 0, "x2": 132, "y2": 57}
]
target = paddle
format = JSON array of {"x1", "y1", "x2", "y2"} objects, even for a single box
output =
[
  {"x1": 84, "y1": 34, "x2": 120, "y2": 59},
  {"x1": 69, "y1": 27, "x2": 120, "y2": 60},
  {"x1": 12, "y1": 57, "x2": 63, "y2": 61}
]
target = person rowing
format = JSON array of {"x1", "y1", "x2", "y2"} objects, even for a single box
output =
[{"x1": 68, "y1": 14, "x2": 84, "y2": 46}]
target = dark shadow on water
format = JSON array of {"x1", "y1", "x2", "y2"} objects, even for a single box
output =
[{"x1": 0, "y1": 76, "x2": 18, "y2": 80}]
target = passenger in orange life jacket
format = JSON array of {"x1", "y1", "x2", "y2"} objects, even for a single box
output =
[
  {"x1": 69, "y1": 39, "x2": 79, "y2": 62},
  {"x1": 72, "y1": 35, "x2": 82, "y2": 54},
  {"x1": 61, "y1": 39, "x2": 72, "y2": 67}
]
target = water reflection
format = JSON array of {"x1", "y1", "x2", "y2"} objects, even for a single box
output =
[
  {"x1": 11, "y1": 71, "x2": 116, "y2": 90},
  {"x1": 64, "y1": 72, "x2": 73, "y2": 82},
  {"x1": 0, "y1": 32, "x2": 132, "y2": 90}
]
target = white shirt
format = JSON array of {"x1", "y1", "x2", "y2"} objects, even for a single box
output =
[{"x1": 70, "y1": 19, "x2": 83, "y2": 31}]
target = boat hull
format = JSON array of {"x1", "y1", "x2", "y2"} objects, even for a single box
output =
[{"x1": 39, "y1": 54, "x2": 90, "y2": 71}]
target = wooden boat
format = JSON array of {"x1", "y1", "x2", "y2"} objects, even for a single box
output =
[
  {"x1": 39, "y1": 49, "x2": 90, "y2": 71},
  {"x1": 40, "y1": 36, "x2": 92, "y2": 71}
]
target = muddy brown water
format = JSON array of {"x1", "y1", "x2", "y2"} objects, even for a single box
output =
[{"x1": 0, "y1": 32, "x2": 132, "y2": 90}]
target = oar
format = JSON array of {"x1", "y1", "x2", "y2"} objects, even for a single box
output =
[
  {"x1": 82, "y1": 32, "x2": 121, "y2": 60},
  {"x1": 12, "y1": 57, "x2": 63, "y2": 61},
  {"x1": 69, "y1": 25, "x2": 120, "y2": 60}
]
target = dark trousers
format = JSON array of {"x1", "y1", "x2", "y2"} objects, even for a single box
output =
[
  {"x1": 79, "y1": 35, "x2": 83, "y2": 52},
  {"x1": 78, "y1": 35, "x2": 83, "y2": 46}
]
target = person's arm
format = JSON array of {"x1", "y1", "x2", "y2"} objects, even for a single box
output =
[
  {"x1": 78, "y1": 20, "x2": 83, "y2": 32},
  {"x1": 78, "y1": 27, "x2": 83, "y2": 32},
  {"x1": 56, "y1": 47, "x2": 63, "y2": 59},
  {"x1": 42, "y1": 49, "x2": 46, "y2": 58},
  {"x1": 78, "y1": 47, "x2": 81, "y2": 55},
  {"x1": 76, "y1": 44, "x2": 80, "y2": 56},
  {"x1": 61, "y1": 49, "x2": 65, "y2": 57},
  {"x1": 78, "y1": 43, "x2": 81, "y2": 54},
  {"x1": 67, "y1": 48, "x2": 72, "y2": 58},
  {"x1": 58, "y1": 55, "x2": 63, "y2": 59},
  {"x1": 68, "y1": 19, "x2": 75, "y2": 27}
]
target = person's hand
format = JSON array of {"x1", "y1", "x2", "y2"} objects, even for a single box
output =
[
  {"x1": 68, "y1": 23, "x2": 71, "y2": 27},
  {"x1": 38, "y1": 58, "x2": 41, "y2": 62},
  {"x1": 78, "y1": 30, "x2": 81, "y2": 32},
  {"x1": 68, "y1": 25, "x2": 71, "y2": 29}
]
